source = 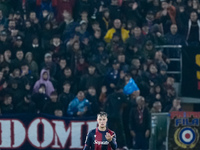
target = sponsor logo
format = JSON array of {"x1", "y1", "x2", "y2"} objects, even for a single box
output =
[
  {"x1": 94, "y1": 140, "x2": 109, "y2": 145},
  {"x1": 174, "y1": 127, "x2": 199, "y2": 149}
]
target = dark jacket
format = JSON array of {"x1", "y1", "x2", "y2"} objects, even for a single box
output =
[{"x1": 129, "y1": 107, "x2": 150, "y2": 133}]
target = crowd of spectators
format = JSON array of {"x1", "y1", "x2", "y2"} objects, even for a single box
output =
[{"x1": 0, "y1": 0, "x2": 197, "y2": 149}]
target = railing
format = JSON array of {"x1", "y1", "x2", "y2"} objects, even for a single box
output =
[{"x1": 155, "y1": 45, "x2": 182, "y2": 82}]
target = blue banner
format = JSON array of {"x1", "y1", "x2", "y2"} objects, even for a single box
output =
[{"x1": 0, "y1": 114, "x2": 97, "y2": 150}]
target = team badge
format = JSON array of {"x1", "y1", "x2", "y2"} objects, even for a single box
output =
[{"x1": 174, "y1": 127, "x2": 199, "y2": 149}]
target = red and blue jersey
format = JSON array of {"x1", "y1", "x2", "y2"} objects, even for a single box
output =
[{"x1": 83, "y1": 128, "x2": 117, "y2": 150}]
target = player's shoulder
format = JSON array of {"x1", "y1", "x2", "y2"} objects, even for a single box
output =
[
  {"x1": 107, "y1": 129, "x2": 115, "y2": 135},
  {"x1": 88, "y1": 128, "x2": 96, "y2": 135}
]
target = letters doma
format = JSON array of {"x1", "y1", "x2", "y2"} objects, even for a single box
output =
[{"x1": 0, "y1": 118, "x2": 97, "y2": 149}]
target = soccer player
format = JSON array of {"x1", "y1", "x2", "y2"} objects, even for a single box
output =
[{"x1": 83, "y1": 112, "x2": 117, "y2": 150}]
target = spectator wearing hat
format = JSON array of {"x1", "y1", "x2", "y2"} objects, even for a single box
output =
[
  {"x1": 142, "y1": 40, "x2": 156, "y2": 62},
  {"x1": 41, "y1": 53, "x2": 57, "y2": 78},
  {"x1": 105, "y1": 60, "x2": 121, "y2": 94},
  {"x1": 33, "y1": 69, "x2": 55, "y2": 96},
  {"x1": 79, "y1": 20, "x2": 90, "y2": 38},
  {"x1": 0, "y1": 31, "x2": 10, "y2": 52},
  {"x1": 15, "y1": 94, "x2": 36, "y2": 113},
  {"x1": 104, "y1": 19, "x2": 129, "y2": 43},
  {"x1": 43, "y1": 91, "x2": 64, "y2": 115},
  {"x1": 90, "y1": 42, "x2": 108, "y2": 64},
  {"x1": 50, "y1": 35, "x2": 65, "y2": 63},
  {"x1": 27, "y1": 36, "x2": 44, "y2": 65},
  {"x1": 12, "y1": 35, "x2": 24, "y2": 52}
]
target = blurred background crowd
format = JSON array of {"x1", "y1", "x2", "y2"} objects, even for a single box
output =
[{"x1": 0, "y1": 0, "x2": 197, "y2": 149}]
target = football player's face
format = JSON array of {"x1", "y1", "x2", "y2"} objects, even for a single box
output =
[{"x1": 97, "y1": 116, "x2": 107, "y2": 128}]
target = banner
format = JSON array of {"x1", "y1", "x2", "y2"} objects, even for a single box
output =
[
  {"x1": 0, "y1": 113, "x2": 97, "y2": 150},
  {"x1": 168, "y1": 112, "x2": 200, "y2": 150},
  {"x1": 182, "y1": 46, "x2": 200, "y2": 98}
]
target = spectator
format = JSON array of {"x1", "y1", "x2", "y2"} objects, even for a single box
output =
[
  {"x1": 33, "y1": 69, "x2": 55, "y2": 96},
  {"x1": 79, "y1": 64, "x2": 100, "y2": 91},
  {"x1": 43, "y1": 91, "x2": 63, "y2": 115},
  {"x1": 58, "y1": 81, "x2": 74, "y2": 113},
  {"x1": 10, "y1": 50, "x2": 26, "y2": 72},
  {"x1": 156, "y1": 0, "x2": 176, "y2": 34},
  {"x1": 106, "y1": 60, "x2": 121, "y2": 94},
  {"x1": 127, "y1": 26, "x2": 145, "y2": 49},
  {"x1": 129, "y1": 96, "x2": 150, "y2": 150},
  {"x1": 27, "y1": 36, "x2": 44, "y2": 65},
  {"x1": 186, "y1": 11, "x2": 200, "y2": 46},
  {"x1": 151, "y1": 101, "x2": 162, "y2": 113},
  {"x1": 50, "y1": 35, "x2": 65, "y2": 62},
  {"x1": 104, "y1": 19, "x2": 129, "y2": 43},
  {"x1": 58, "y1": 67, "x2": 77, "y2": 93},
  {"x1": 98, "y1": 85, "x2": 108, "y2": 110},
  {"x1": 56, "y1": 0, "x2": 76, "y2": 22},
  {"x1": 165, "y1": 24, "x2": 185, "y2": 45},
  {"x1": 25, "y1": 52, "x2": 39, "y2": 78},
  {"x1": 32, "y1": 84, "x2": 50, "y2": 112},
  {"x1": 105, "y1": 86, "x2": 128, "y2": 149},
  {"x1": 15, "y1": 94, "x2": 37, "y2": 113},
  {"x1": 67, "y1": 91, "x2": 90, "y2": 117},
  {"x1": 54, "y1": 109, "x2": 63, "y2": 117},
  {"x1": 41, "y1": 53, "x2": 57, "y2": 78},
  {"x1": 0, "y1": 94, "x2": 14, "y2": 114},
  {"x1": 164, "y1": 97, "x2": 182, "y2": 112},
  {"x1": 85, "y1": 86, "x2": 99, "y2": 115}
]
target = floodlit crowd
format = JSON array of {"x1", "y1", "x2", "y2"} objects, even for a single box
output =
[{"x1": 0, "y1": 0, "x2": 197, "y2": 149}]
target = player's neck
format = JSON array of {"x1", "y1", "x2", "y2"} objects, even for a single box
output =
[{"x1": 98, "y1": 127, "x2": 106, "y2": 131}]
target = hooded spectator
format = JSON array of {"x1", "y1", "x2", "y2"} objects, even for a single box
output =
[{"x1": 33, "y1": 69, "x2": 54, "y2": 96}]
